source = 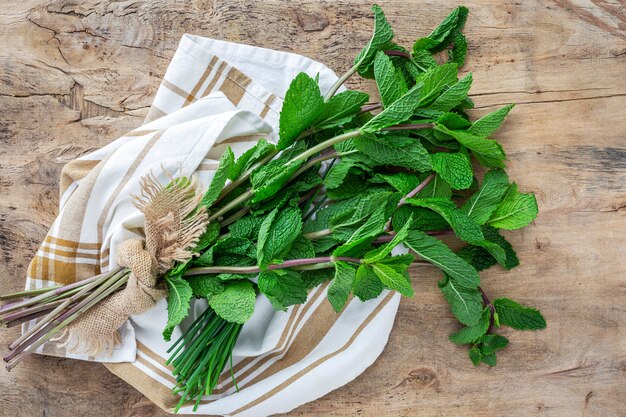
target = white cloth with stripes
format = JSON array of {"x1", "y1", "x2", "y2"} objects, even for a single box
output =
[{"x1": 31, "y1": 34, "x2": 402, "y2": 416}]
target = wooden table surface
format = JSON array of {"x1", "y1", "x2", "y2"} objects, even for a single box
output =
[{"x1": 1, "y1": 1, "x2": 624, "y2": 416}]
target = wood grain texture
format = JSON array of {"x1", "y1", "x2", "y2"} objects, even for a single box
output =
[{"x1": 1, "y1": 1, "x2": 624, "y2": 416}]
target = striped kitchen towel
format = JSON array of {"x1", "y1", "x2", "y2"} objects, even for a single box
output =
[{"x1": 23, "y1": 34, "x2": 401, "y2": 416}]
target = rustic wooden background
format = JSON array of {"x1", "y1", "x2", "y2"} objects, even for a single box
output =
[{"x1": 1, "y1": 1, "x2": 624, "y2": 416}]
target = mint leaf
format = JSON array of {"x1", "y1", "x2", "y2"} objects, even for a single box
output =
[
  {"x1": 201, "y1": 147, "x2": 234, "y2": 208},
  {"x1": 418, "y1": 63, "x2": 459, "y2": 106},
  {"x1": 278, "y1": 72, "x2": 324, "y2": 150},
  {"x1": 488, "y1": 184, "x2": 538, "y2": 230},
  {"x1": 431, "y1": 152, "x2": 473, "y2": 190},
  {"x1": 285, "y1": 235, "x2": 315, "y2": 260},
  {"x1": 229, "y1": 214, "x2": 264, "y2": 239},
  {"x1": 355, "y1": 135, "x2": 432, "y2": 171},
  {"x1": 480, "y1": 226, "x2": 520, "y2": 269},
  {"x1": 377, "y1": 254, "x2": 414, "y2": 269},
  {"x1": 374, "y1": 51, "x2": 408, "y2": 107},
  {"x1": 230, "y1": 139, "x2": 275, "y2": 180},
  {"x1": 429, "y1": 72, "x2": 472, "y2": 112},
  {"x1": 457, "y1": 245, "x2": 497, "y2": 272},
  {"x1": 188, "y1": 274, "x2": 224, "y2": 298},
  {"x1": 163, "y1": 275, "x2": 193, "y2": 341},
  {"x1": 193, "y1": 221, "x2": 221, "y2": 252},
  {"x1": 469, "y1": 346, "x2": 481, "y2": 366},
  {"x1": 440, "y1": 277, "x2": 483, "y2": 326},
  {"x1": 405, "y1": 197, "x2": 484, "y2": 244},
  {"x1": 479, "y1": 334, "x2": 509, "y2": 354},
  {"x1": 301, "y1": 269, "x2": 331, "y2": 290},
  {"x1": 354, "y1": 4, "x2": 394, "y2": 77},
  {"x1": 449, "y1": 307, "x2": 490, "y2": 344},
  {"x1": 416, "y1": 174, "x2": 452, "y2": 198},
  {"x1": 436, "y1": 112, "x2": 472, "y2": 130},
  {"x1": 364, "y1": 214, "x2": 413, "y2": 263},
  {"x1": 413, "y1": 6, "x2": 468, "y2": 53},
  {"x1": 448, "y1": 32, "x2": 467, "y2": 66},
  {"x1": 435, "y1": 124, "x2": 506, "y2": 169},
  {"x1": 462, "y1": 170, "x2": 510, "y2": 224},
  {"x1": 353, "y1": 264, "x2": 384, "y2": 301},
  {"x1": 411, "y1": 49, "x2": 438, "y2": 71},
  {"x1": 361, "y1": 84, "x2": 424, "y2": 132},
  {"x1": 469, "y1": 104, "x2": 515, "y2": 137},
  {"x1": 372, "y1": 262, "x2": 413, "y2": 297},
  {"x1": 493, "y1": 298, "x2": 546, "y2": 330},
  {"x1": 481, "y1": 352, "x2": 497, "y2": 366},
  {"x1": 324, "y1": 160, "x2": 355, "y2": 189},
  {"x1": 258, "y1": 270, "x2": 308, "y2": 310},
  {"x1": 328, "y1": 261, "x2": 357, "y2": 312},
  {"x1": 208, "y1": 280, "x2": 256, "y2": 324},
  {"x1": 316, "y1": 90, "x2": 369, "y2": 129},
  {"x1": 375, "y1": 172, "x2": 421, "y2": 194},
  {"x1": 251, "y1": 158, "x2": 304, "y2": 203},
  {"x1": 404, "y1": 230, "x2": 480, "y2": 288},
  {"x1": 257, "y1": 206, "x2": 302, "y2": 266},
  {"x1": 392, "y1": 205, "x2": 449, "y2": 232},
  {"x1": 332, "y1": 204, "x2": 387, "y2": 257}
]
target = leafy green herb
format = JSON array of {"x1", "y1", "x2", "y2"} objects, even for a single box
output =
[
  {"x1": 153, "y1": 5, "x2": 546, "y2": 405},
  {"x1": 208, "y1": 280, "x2": 256, "y2": 324},
  {"x1": 278, "y1": 73, "x2": 324, "y2": 150},
  {"x1": 493, "y1": 298, "x2": 546, "y2": 330},
  {"x1": 487, "y1": 184, "x2": 538, "y2": 230},
  {"x1": 163, "y1": 274, "x2": 193, "y2": 341}
]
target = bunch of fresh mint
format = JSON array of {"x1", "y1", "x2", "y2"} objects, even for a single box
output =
[{"x1": 163, "y1": 5, "x2": 545, "y2": 410}]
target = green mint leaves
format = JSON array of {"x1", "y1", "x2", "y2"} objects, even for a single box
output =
[
  {"x1": 163, "y1": 274, "x2": 193, "y2": 341},
  {"x1": 493, "y1": 298, "x2": 547, "y2": 330},
  {"x1": 208, "y1": 280, "x2": 256, "y2": 324},
  {"x1": 413, "y1": 6, "x2": 468, "y2": 53},
  {"x1": 354, "y1": 4, "x2": 394, "y2": 77},
  {"x1": 278, "y1": 72, "x2": 324, "y2": 150},
  {"x1": 257, "y1": 206, "x2": 302, "y2": 266},
  {"x1": 160, "y1": 5, "x2": 545, "y2": 374},
  {"x1": 487, "y1": 184, "x2": 539, "y2": 230}
]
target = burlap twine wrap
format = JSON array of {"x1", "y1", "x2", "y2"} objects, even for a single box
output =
[{"x1": 55, "y1": 173, "x2": 208, "y2": 356}]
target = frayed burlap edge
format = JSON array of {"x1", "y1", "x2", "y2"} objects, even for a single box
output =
[{"x1": 53, "y1": 172, "x2": 208, "y2": 356}]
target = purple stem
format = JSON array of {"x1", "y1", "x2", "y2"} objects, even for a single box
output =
[
  {"x1": 269, "y1": 257, "x2": 360, "y2": 269},
  {"x1": 185, "y1": 256, "x2": 362, "y2": 276},
  {"x1": 6, "y1": 304, "x2": 77, "y2": 328},
  {"x1": 1, "y1": 301, "x2": 64, "y2": 323},
  {"x1": 373, "y1": 229, "x2": 452, "y2": 244},
  {"x1": 398, "y1": 174, "x2": 436, "y2": 207},
  {"x1": 384, "y1": 50, "x2": 412, "y2": 59},
  {"x1": 0, "y1": 273, "x2": 102, "y2": 313},
  {"x1": 360, "y1": 103, "x2": 382, "y2": 113}
]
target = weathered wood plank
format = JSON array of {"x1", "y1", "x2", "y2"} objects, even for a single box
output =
[{"x1": 1, "y1": 1, "x2": 624, "y2": 416}]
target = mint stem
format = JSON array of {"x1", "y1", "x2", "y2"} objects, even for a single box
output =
[
  {"x1": 324, "y1": 65, "x2": 358, "y2": 102},
  {"x1": 383, "y1": 173, "x2": 436, "y2": 231},
  {"x1": 383, "y1": 50, "x2": 428, "y2": 72},
  {"x1": 398, "y1": 173, "x2": 435, "y2": 206},
  {"x1": 290, "y1": 130, "x2": 362, "y2": 163},
  {"x1": 185, "y1": 256, "x2": 362, "y2": 276},
  {"x1": 0, "y1": 285, "x2": 61, "y2": 301},
  {"x1": 360, "y1": 102, "x2": 382, "y2": 113},
  {"x1": 208, "y1": 189, "x2": 255, "y2": 223},
  {"x1": 384, "y1": 50, "x2": 411, "y2": 59},
  {"x1": 479, "y1": 287, "x2": 496, "y2": 334},
  {"x1": 213, "y1": 150, "x2": 278, "y2": 206}
]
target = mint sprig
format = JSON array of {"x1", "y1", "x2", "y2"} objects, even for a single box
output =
[{"x1": 162, "y1": 5, "x2": 546, "y2": 407}]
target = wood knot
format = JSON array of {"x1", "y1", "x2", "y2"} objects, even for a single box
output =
[
  {"x1": 393, "y1": 367, "x2": 439, "y2": 390},
  {"x1": 295, "y1": 11, "x2": 329, "y2": 32}
]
